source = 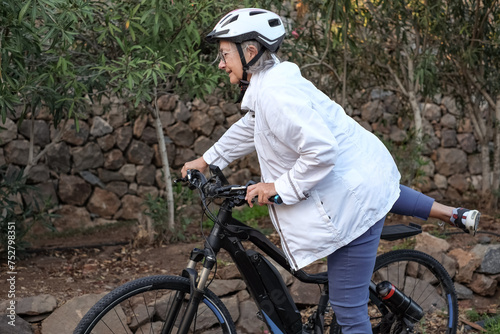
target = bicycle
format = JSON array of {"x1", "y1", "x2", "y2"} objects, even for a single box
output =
[{"x1": 74, "y1": 165, "x2": 458, "y2": 334}]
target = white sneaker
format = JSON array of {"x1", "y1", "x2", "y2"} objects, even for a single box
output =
[{"x1": 451, "y1": 208, "x2": 480, "y2": 236}]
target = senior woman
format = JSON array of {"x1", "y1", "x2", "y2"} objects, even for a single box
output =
[{"x1": 182, "y1": 8, "x2": 479, "y2": 333}]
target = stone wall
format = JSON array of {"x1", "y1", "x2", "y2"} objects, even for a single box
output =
[
  {"x1": 2, "y1": 233, "x2": 500, "y2": 333},
  {"x1": 0, "y1": 90, "x2": 483, "y2": 232}
]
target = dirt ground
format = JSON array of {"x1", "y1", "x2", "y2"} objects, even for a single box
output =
[{"x1": 1, "y1": 204, "x2": 499, "y2": 330}]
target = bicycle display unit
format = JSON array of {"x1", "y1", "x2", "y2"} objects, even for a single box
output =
[{"x1": 74, "y1": 165, "x2": 458, "y2": 334}]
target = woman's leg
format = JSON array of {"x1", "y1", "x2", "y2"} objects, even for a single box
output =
[
  {"x1": 391, "y1": 185, "x2": 480, "y2": 235},
  {"x1": 327, "y1": 217, "x2": 385, "y2": 334},
  {"x1": 390, "y1": 185, "x2": 434, "y2": 220}
]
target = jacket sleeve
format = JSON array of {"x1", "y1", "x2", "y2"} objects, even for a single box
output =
[
  {"x1": 203, "y1": 111, "x2": 256, "y2": 170},
  {"x1": 261, "y1": 90, "x2": 339, "y2": 205}
]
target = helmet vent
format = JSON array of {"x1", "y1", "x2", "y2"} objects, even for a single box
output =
[
  {"x1": 249, "y1": 10, "x2": 266, "y2": 16},
  {"x1": 268, "y1": 18, "x2": 281, "y2": 27},
  {"x1": 221, "y1": 14, "x2": 239, "y2": 28}
]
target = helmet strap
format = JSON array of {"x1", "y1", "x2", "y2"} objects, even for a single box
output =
[{"x1": 235, "y1": 43, "x2": 266, "y2": 102}]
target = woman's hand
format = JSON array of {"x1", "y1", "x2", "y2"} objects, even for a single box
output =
[
  {"x1": 181, "y1": 157, "x2": 209, "y2": 177},
  {"x1": 245, "y1": 182, "x2": 277, "y2": 207}
]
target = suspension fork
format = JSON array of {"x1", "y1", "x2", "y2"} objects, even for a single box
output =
[
  {"x1": 164, "y1": 202, "x2": 232, "y2": 334},
  {"x1": 161, "y1": 247, "x2": 217, "y2": 334}
]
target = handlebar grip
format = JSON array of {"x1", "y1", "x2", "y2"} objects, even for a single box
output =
[{"x1": 269, "y1": 195, "x2": 283, "y2": 205}]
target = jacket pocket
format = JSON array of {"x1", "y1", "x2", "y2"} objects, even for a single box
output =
[{"x1": 310, "y1": 190, "x2": 339, "y2": 239}]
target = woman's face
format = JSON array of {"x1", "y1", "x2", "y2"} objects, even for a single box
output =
[{"x1": 218, "y1": 40, "x2": 256, "y2": 84}]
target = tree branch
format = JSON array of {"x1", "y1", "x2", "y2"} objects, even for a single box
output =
[
  {"x1": 376, "y1": 60, "x2": 409, "y2": 97},
  {"x1": 301, "y1": 53, "x2": 341, "y2": 82},
  {"x1": 463, "y1": 67, "x2": 497, "y2": 110}
]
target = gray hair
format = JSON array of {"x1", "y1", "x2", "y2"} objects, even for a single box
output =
[
  {"x1": 214, "y1": 40, "x2": 280, "y2": 73},
  {"x1": 241, "y1": 40, "x2": 280, "y2": 74}
]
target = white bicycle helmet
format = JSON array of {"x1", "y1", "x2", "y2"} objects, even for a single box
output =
[
  {"x1": 206, "y1": 8, "x2": 286, "y2": 101},
  {"x1": 206, "y1": 8, "x2": 286, "y2": 53}
]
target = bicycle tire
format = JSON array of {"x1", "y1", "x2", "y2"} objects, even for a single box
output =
[
  {"x1": 370, "y1": 249, "x2": 458, "y2": 334},
  {"x1": 73, "y1": 275, "x2": 237, "y2": 334}
]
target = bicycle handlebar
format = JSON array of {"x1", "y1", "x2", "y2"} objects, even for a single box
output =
[{"x1": 175, "y1": 166, "x2": 282, "y2": 206}]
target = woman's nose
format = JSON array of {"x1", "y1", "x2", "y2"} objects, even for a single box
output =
[{"x1": 218, "y1": 59, "x2": 225, "y2": 70}]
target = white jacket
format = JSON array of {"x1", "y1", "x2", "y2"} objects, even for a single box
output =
[{"x1": 204, "y1": 62, "x2": 401, "y2": 270}]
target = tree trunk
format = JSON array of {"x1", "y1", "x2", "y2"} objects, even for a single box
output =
[
  {"x1": 491, "y1": 96, "x2": 500, "y2": 208},
  {"x1": 408, "y1": 91, "x2": 423, "y2": 143},
  {"x1": 153, "y1": 91, "x2": 175, "y2": 231},
  {"x1": 23, "y1": 115, "x2": 66, "y2": 178},
  {"x1": 479, "y1": 141, "x2": 492, "y2": 198}
]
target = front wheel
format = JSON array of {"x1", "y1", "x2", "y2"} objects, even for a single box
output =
[
  {"x1": 74, "y1": 275, "x2": 237, "y2": 334},
  {"x1": 370, "y1": 249, "x2": 458, "y2": 333}
]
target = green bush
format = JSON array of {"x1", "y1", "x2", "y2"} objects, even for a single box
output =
[{"x1": 0, "y1": 167, "x2": 53, "y2": 251}]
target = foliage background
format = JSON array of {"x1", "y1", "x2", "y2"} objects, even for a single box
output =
[{"x1": 1, "y1": 0, "x2": 499, "y2": 245}]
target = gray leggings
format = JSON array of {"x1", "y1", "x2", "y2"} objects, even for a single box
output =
[
  {"x1": 390, "y1": 184, "x2": 434, "y2": 220},
  {"x1": 327, "y1": 185, "x2": 435, "y2": 333}
]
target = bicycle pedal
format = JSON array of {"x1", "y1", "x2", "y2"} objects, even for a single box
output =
[{"x1": 256, "y1": 311, "x2": 264, "y2": 322}]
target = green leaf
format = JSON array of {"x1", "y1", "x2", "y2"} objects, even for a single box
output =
[
  {"x1": 18, "y1": 0, "x2": 32, "y2": 23},
  {"x1": 132, "y1": 3, "x2": 141, "y2": 16},
  {"x1": 127, "y1": 74, "x2": 134, "y2": 89},
  {"x1": 152, "y1": 71, "x2": 158, "y2": 86}
]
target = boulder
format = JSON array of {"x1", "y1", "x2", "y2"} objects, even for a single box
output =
[
  {"x1": 361, "y1": 100, "x2": 384, "y2": 123},
  {"x1": 119, "y1": 195, "x2": 145, "y2": 220},
  {"x1": 26, "y1": 164, "x2": 50, "y2": 184},
  {"x1": 22, "y1": 181, "x2": 59, "y2": 208},
  {"x1": 189, "y1": 111, "x2": 216, "y2": 136},
  {"x1": 469, "y1": 273, "x2": 497, "y2": 297},
  {"x1": 53, "y1": 205, "x2": 92, "y2": 230},
  {"x1": 136, "y1": 164, "x2": 156, "y2": 186},
  {"x1": 96, "y1": 133, "x2": 116, "y2": 152},
  {"x1": 19, "y1": 120, "x2": 50, "y2": 147},
  {"x1": 42, "y1": 293, "x2": 107, "y2": 334},
  {"x1": 61, "y1": 119, "x2": 90, "y2": 146},
  {"x1": 193, "y1": 136, "x2": 215, "y2": 156},
  {"x1": 104, "y1": 149, "x2": 126, "y2": 170},
  {"x1": 71, "y1": 142, "x2": 104, "y2": 171},
  {"x1": 166, "y1": 122, "x2": 195, "y2": 147},
  {"x1": 423, "y1": 103, "x2": 442, "y2": 121},
  {"x1": 159, "y1": 111, "x2": 176, "y2": 128},
  {"x1": 87, "y1": 187, "x2": 121, "y2": 218},
  {"x1": 435, "y1": 148, "x2": 468, "y2": 176},
  {"x1": 157, "y1": 94, "x2": 178, "y2": 111},
  {"x1": 16, "y1": 294, "x2": 57, "y2": 316},
  {"x1": 4, "y1": 140, "x2": 36, "y2": 166},
  {"x1": 208, "y1": 280, "x2": 246, "y2": 297},
  {"x1": 0, "y1": 117, "x2": 18, "y2": 145},
  {"x1": 441, "y1": 129, "x2": 457, "y2": 148},
  {"x1": 174, "y1": 101, "x2": 191, "y2": 122},
  {"x1": 141, "y1": 126, "x2": 158, "y2": 145},
  {"x1": 448, "y1": 248, "x2": 481, "y2": 284},
  {"x1": 471, "y1": 244, "x2": 500, "y2": 274},
  {"x1": 440, "y1": 113, "x2": 457, "y2": 129},
  {"x1": 106, "y1": 181, "x2": 129, "y2": 198},
  {"x1": 115, "y1": 126, "x2": 133, "y2": 151},
  {"x1": 106, "y1": 107, "x2": 127, "y2": 128},
  {"x1": 126, "y1": 140, "x2": 154, "y2": 165},
  {"x1": 119, "y1": 164, "x2": 136, "y2": 183},
  {"x1": 58, "y1": 175, "x2": 92, "y2": 206},
  {"x1": 457, "y1": 133, "x2": 477, "y2": 154},
  {"x1": 0, "y1": 313, "x2": 33, "y2": 333},
  {"x1": 46, "y1": 142, "x2": 71, "y2": 173},
  {"x1": 133, "y1": 114, "x2": 148, "y2": 138}
]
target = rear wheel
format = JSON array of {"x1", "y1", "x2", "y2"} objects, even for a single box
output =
[
  {"x1": 370, "y1": 249, "x2": 458, "y2": 333},
  {"x1": 74, "y1": 275, "x2": 236, "y2": 334}
]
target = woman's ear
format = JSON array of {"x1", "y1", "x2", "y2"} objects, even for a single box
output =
[{"x1": 246, "y1": 45, "x2": 259, "y2": 61}]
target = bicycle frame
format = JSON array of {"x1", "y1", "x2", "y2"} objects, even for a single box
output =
[
  {"x1": 170, "y1": 167, "x2": 425, "y2": 334},
  {"x1": 177, "y1": 198, "x2": 331, "y2": 334}
]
